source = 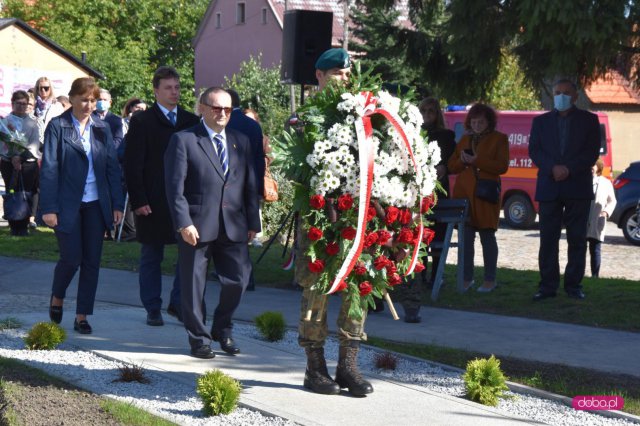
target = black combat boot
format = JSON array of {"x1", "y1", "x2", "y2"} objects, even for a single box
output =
[
  {"x1": 304, "y1": 347, "x2": 340, "y2": 395},
  {"x1": 335, "y1": 341, "x2": 374, "y2": 396}
]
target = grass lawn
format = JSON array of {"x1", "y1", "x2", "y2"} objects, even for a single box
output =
[{"x1": 1, "y1": 226, "x2": 638, "y2": 331}]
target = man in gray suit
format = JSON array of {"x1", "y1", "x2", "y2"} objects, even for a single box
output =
[{"x1": 164, "y1": 87, "x2": 260, "y2": 359}]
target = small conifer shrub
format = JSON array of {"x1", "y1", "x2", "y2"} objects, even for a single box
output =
[
  {"x1": 463, "y1": 355, "x2": 509, "y2": 406},
  {"x1": 254, "y1": 311, "x2": 286, "y2": 342},
  {"x1": 374, "y1": 352, "x2": 398, "y2": 370},
  {"x1": 24, "y1": 322, "x2": 66, "y2": 350},
  {"x1": 197, "y1": 369, "x2": 242, "y2": 416}
]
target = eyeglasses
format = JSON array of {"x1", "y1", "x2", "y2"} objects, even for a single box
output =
[
  {"x1": 13, "y1": 101, "x2": 29, "y2": 107},
  {"x1": 39, "y1": 86, "x2": 50, "y2": 91},
  {"x1": 420, "y1": 108, "x2": 437, "y2": 114},
  {"x1": 201, "y1": 103, "x2": 232, "y2": 114}
]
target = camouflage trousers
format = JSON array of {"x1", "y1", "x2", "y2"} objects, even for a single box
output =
[{"x1": 295, "y1": 232, "x2": 367, "y2": 349}]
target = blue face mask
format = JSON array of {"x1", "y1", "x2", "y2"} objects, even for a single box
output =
[
  {"x1": 96, "y1": 100, "x2": 109, "y2": 113},
  {"x1": 553, "y1": 94, "x2": 573, "y2": 112}
]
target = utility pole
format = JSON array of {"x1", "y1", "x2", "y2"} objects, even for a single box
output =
[
  {"x1": 342, "y1": 0, "x2": 350, "y2": 50},
  {"x1": 285, "y1": 0, "x2": 296, "y2": 113}
]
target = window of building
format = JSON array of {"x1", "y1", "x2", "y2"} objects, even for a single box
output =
[
  {"x1": 261, "y1": 7, "x2": 267, "y2": 24},
  {"x1": 216, "y1": 12, "x2": 221, "y2": 28},
  {"x1": 236, "y1": 3, "x2": 246, "y2": 25}
]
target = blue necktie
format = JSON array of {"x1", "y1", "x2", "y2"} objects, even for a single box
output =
[
  {"x1": 167, "y1": 111, "x2": 176, "y2": 126},
  {"x1": 213, "y1": 134, "x2": 228, "y2": 177}
]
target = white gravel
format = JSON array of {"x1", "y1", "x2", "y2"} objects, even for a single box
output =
[{"x1": 1, "y1": 324, "x2": 638, "y2": 426}]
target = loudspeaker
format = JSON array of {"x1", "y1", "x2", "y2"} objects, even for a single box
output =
[{"x1": 281, "y1": 10, "x2": 333, "y2": 85}]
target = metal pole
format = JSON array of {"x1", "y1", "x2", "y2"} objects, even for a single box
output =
[
  {"x1": 285, "y1": 0, "x2": 296, "y2": 114},
  {"x1": 116, "y1": 192, "x2": 128, "y2": 242},
  {"x1": 342, "y1": 0, "x2": 350, "y2": 50}
]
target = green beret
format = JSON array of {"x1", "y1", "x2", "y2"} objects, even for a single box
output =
[{"x1": 315, "y1": 48, "x2": 351, "y2": 71}]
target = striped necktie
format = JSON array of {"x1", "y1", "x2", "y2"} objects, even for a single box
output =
[
  {"x1": 167, "y1": 111, "x2": 176, "y2": 126},
  {"x1": 213, "y1": 134, "x2": 228, "y2": 177}
]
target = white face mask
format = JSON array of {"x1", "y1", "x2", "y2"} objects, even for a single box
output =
[{"x1": 554, "y1": 94, "x2": 573, "y2": 112}]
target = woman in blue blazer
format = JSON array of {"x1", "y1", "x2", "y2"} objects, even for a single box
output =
[{"x1": 40, "y1": 77, "x2": 124, "y2": 334}]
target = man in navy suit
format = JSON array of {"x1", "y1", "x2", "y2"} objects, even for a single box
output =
[
  {"x1": 529, "y1": 79, "x2": 601, "y2": 301},
  {"x1": 165, "y1": 87, "x2": 260, "y2": 359},
  {"x1": 93, "y1": 89, "x2": 124, "y2": 150}
]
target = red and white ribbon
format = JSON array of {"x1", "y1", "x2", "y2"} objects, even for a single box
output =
[{"x1": 326, "y1": 92, "x2": 424, "y2": 294}]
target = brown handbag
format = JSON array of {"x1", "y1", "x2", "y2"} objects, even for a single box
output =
[{"x1": 263, "y1": 165, "x2": 278, "y2": 202}]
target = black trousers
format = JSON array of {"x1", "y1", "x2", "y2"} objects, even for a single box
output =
[
  {"x1": 51, "y1": 201, "x2": 105, "y2": 315},
  {"x1": 178, "y1": 228, "x2": 251, "y2": 349},
  {"x1": 588, "y1": 237, "x2": 602, "y2": 278},
  {"x1": 538, "y1": 199, "x2": 591, "y2": 294},
  {"x1": 1, "y1": 159, "x2": 39, "y2": 233}
]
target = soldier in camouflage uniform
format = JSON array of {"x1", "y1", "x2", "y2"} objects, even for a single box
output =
[{"x1": 295, "y1": 48, "x2": 373, "y2": 397}]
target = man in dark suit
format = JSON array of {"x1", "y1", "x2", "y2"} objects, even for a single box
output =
[
  {"x1": 93, "y1": 89, "x2": 124, "y2": 150},
  {"x1": 124, "y1": 66, "x2": 199, "y2": 326},
  {"x1": 529, "y1": 78, "x2": 601, "y2": 301},
  {"x1": 165, "y1": 87, "x2": 260, "y2": 359}
]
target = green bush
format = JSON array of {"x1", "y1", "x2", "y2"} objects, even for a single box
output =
[
  {"x1": 463, "y1": 355, "x2": 509, "y2": 406},
  {"x1": 0, "y1": 317, "x2": 22, "y2": 330},
  {"x1": 23, "y1": 322, "x2": 66, "y2": 350},
  {"x1": 261, "y1": 168, "x2": 295, "y2": 241},
  {"x1": 254, "y1": 311, "x2": 286, "y2": 342},
  {"x1": 196, "y1": 369, "x2": 242, "y2": 416}
]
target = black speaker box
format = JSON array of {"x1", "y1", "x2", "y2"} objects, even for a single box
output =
[{"x1": 280, "y1": 10, "x2": 333, "y2": 85}]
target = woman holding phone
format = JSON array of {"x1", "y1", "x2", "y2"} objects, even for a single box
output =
[
  {"x1": 448, "y1": 103, "x2": 509, "y2": 293},
  {"x1": 40, "y1": 77, "x2": 124, "y2": 334}
]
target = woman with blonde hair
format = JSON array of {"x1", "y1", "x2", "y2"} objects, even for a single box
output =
[{"x1": 34, "y1": 76, "x2": 65, "y2": 135}]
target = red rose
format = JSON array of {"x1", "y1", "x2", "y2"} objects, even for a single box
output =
[
  {"x1": 385, "y1": 262, "x2": 397, "y2": 274},
  {"x1": 366, "y1": 206, "x2": 377, "y2": 222},
  {"x1": 385, "y1": 206, "x2": 400, "y2": 225},
  {"x1": 421, "y1": 194, "x2": 435, "y2": 213},
  {"x1": 354, "y1": 263, "x2": 367, "y2": 275},
  {"x1": 307, "y1": 227, "x2": 323, "y2": 241},
  {"x1": 376, "y1": 230, "x2": 392, "y2": 245},
  {"x1": 399, "y1": 209, "x2": 413, "y2": 225},
  {"x1": 363, "y1": 232, "x2": 379, "y2": 248},
  {"x1": 359, "y1": 281, "x2": 373, "y2": 296},
  {"x1": 422, "y1": 228, "x2": 436, "y2": 245},
  {"x1": 325, "y1": 241, "x2": 340, "y2": 256},
  {"x1": 388, "y1": 273, "x2": 402, "y2": 286},
  {"x1": 310, "y1": 194, "x2": 325, "y2": 210},
  {"x1": 336, "y1": 280, "x2": 348, "y2": 292},
  {"x1": 396, "y1": 227, "x2": 414, "y2": 243},
  {"x1": 374, "y1": 255, "x2": 390, "y2": 270},
  {"x1": 308, "y1": 259, "x2": 325, "y2": 273},
  {"x1": 337, "y1": 194, "x2": 354, "y2": 211},
  {"x1": 414, "y1": 262, "x2": 426, "y2": 273},
  {"x1": 341, "y1": 226, "x2": 356, "y2": 240}
]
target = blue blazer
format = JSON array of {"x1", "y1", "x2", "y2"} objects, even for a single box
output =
[
  {"x1": 164, "y1": 123, "x2": 261, "y2": 243},
  {"x1": 40, "y1": 110, "x2": 125, "y2": 233},
  {"x1": 227, "y1": 109, "x2": 265, "y2": 196},
  {"x1": 528, "y1": 108, "x2": 600, "y2": 202}
]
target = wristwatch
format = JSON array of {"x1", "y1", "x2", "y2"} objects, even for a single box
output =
[{"x1": 177, "y1": 227, "x2": 185, "y2": 233}]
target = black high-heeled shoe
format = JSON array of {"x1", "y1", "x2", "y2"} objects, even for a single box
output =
[{"x1": 49, "y1": 296, "x2": 63, "y2": 324}]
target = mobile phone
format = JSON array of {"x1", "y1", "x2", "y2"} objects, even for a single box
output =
[{"x1": 463, "y1": 148, "x2": 474, "y2": 156}]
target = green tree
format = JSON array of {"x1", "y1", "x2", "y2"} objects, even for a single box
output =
[
  {"x1": 223, "y1": 56, "x2": 296, "y2": 239},
  {"x1": 353, "y1": 0, "x2": 640, "y2": 98},
  {"x1": 486, "y1": 51, "x2": 541, "y2": 110},
  {"x1": 0, "y1": 0, "x2": 208, "y2": 112}
]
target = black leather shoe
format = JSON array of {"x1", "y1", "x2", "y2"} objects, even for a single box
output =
[
  {"x1": 532, "y1": 291, "x2": 556, "y2": 301},
  {"x1": 73, "y1": 319, "x2": 92, "y2": 334},
  {"x1": 166, "y1": 304, "x2": 183, "y2": 322},
  {"x1": 49, "y1": 296, "x2": 63, "y2": 324},
  {"x1": 404, "y1": 313, "x2": 422, "y2": 323},
  {"x1": 213, "y1": 335, "x2": 240, "y2": 355},
  {"x1": 567, "y1": 290, "x2": 586, "y2": 300},
  {"x1": 146, "y1": 310, "x2": 164, "y2": 326},
  {"x1": 190, "y1": 344, "x2": 216, "y2": 359}
]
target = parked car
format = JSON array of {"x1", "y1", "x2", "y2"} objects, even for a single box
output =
[{"x1": 610, "y1": 161, "x2": 640, "y2": 245}]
